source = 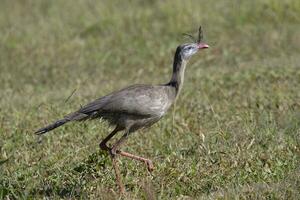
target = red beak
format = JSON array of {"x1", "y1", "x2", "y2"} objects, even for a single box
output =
[{"x1": 198, "y1": 43, "x2": 209, "y2": 49}]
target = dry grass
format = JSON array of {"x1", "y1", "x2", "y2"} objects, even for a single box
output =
[{"x1": 0, "y1": 0, "x2": 299, "y2": 199}]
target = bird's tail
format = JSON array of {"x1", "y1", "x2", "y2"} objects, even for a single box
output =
[
  {"x1": 35, "y1": 111, "x2": 88, "y2": 135},
  {"x1": 35, "y1": 118, "x2": 70, "y2": 135}
]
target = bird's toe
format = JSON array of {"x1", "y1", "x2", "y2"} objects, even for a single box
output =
[
  {"x1": 109, "y1": 148, "x2": 118, "y2": 158},
  {"x1": 146, "y1": 160, "x2": 154, "y2": 172}
]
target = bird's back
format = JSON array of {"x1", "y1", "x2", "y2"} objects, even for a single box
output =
[{"x1": 66, "y1": 84, "x2": 176, "y2": 130}]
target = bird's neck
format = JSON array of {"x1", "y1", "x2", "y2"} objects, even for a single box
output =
[{"x1": 168, "y1": 50, "x2": 187, "y2": 97}]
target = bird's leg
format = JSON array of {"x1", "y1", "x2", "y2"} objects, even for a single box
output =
[
  {"x1": 117, "y1": 150, "x2": 154, "y2": 172},
  {"x1": 110, "y1": 132, "x2": 154, "y2": 172},
  {"x1": 111, "y1": 156, "x2": 125, "y2": 194},
  {"x1": 99, "y1": 126, "x2": 123, "y2": 151},
  {"x1": 99, "y1": 126, "x2": 125, "y2": 194}
]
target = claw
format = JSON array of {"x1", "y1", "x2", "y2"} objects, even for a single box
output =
[{"x1": 145, "y1": 160, "x2": 154, "y2": 172}]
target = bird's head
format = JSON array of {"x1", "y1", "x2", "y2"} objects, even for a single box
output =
[
  {"x1": 177, "y1": 26, "x2": 209, "y2": 61},
  {"x1": 179, "y1": 42, "x2": 209, "y2": 60}
]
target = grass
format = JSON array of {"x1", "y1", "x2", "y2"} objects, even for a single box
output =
[{"x1": 0, "y1": 0, "x2": 299, "y2": 199}]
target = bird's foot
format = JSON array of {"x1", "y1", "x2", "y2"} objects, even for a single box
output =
[
  {"x1": 109, "y1": 147, "x2": 118, "y2": 158},
  {"x1": 145, "y1": 159, "x2": 154, "y2": 172},
  {"x1": 114, "y1": 150, "x2": 154, "y2": 172}
]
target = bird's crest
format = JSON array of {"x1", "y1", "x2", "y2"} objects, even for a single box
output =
[{"x1": 183, "y1": 26, "x2": 204, "y2": 43}]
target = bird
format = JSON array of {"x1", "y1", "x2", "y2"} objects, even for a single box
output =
[{"x1": 35, "y1": 26, "x2": 209, "y2": 194}]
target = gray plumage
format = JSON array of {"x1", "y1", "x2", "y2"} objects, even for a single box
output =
[
  {"x1": 35, "y1": 84, "x2": 175, "y2": 134},
  {"x1": 35, "y1": 42, "x2": 209, "y2": 135},
  {"x1": 35, "y1": 27, "x2": 209, "y2": 193}
]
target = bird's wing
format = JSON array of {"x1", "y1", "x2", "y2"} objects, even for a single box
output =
[{"x1": 77, "y1": 84, "x2": 171, "y2": 117}]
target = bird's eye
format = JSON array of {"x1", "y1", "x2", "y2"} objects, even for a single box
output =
[{"x1": 187, "y1": 46, "x2": 192, "y2": 50}]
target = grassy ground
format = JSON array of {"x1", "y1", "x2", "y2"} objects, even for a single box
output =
[{"x1": 0, "y1": 0, "x2": 299, "y2": 199}]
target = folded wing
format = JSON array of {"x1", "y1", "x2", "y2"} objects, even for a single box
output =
[{"x1": 77, "y1": 84, "x2": 171, "y2": 118}]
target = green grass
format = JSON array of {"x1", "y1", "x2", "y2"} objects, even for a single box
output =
[{"x1": 0, "y1": 0, "x2": 300, "y2": 199}]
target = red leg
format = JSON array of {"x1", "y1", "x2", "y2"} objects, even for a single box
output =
[
  {"x1": 111, "y1": 156, "x2": 125, "y2": 194},
  {"x1": 110, "y1": 131, "x2": 154, "y2": 172},
  {"x1": 99, "y1": 126, "x2": 126, "y2": 194},
  {"x1": 117, "y1": 150, "x2": 154, "y2": 172}
]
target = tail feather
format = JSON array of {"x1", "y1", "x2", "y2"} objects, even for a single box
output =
[
  {"x1": 35, "y1": 111, "x2": 89, "y2": 135},
  {"x1": 35, "y1": 118, "x2": 69, "y2": 135}
]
